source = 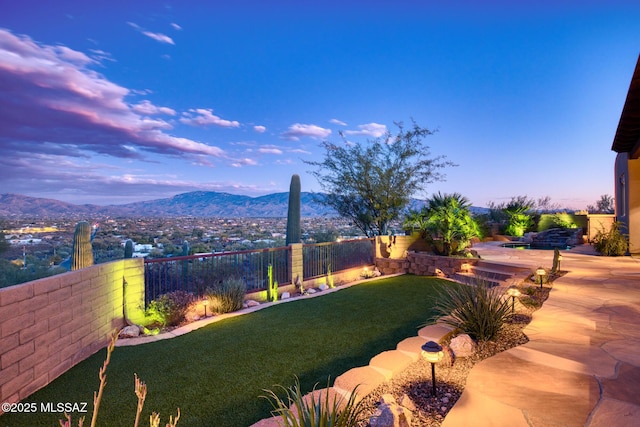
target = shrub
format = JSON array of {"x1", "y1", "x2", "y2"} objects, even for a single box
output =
[
  {"x1": 593, "y1": 222, "x2": 628, "y2": 256},
  {"x1": 431, "y1": 279, "x2": 511, "y2": 341},
  {"x1": 205, "y1": 278, "x2": 246, "y2": 314},
  {"x1": 262, "y1": 377, "x2": 365, "y2": 427},
  {"x1": 146, "y1": 290, "x2": 194, "y2": 327}
]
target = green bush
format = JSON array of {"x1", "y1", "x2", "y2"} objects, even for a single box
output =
[
  {"x1": 146, "y1": 290, "x2": 194, "y2": 327},
  {"x1": 262, "y1": 377, "x2": 365, "y2": 427},
  {"x1": 205, "y1": 277, "x2": 246, "y2": 314},
  {"x1": 593, "y1": 222, "x2": 628, "y2": 256},
  {"x1": 431, "y1": 279, "x2": 511, "y2": 341}
]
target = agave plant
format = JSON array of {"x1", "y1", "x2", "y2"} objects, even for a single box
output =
[
  {"x1": 431, "y1": 278, "x2": 512, "y2": 341},
  {"x1": 262, "y1": 377, "x2": 365, "y2": 427}
]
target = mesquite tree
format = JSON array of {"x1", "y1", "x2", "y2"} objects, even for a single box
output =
[{"x1": 306, "y1": 121, "x2": 454, "y2": 236}]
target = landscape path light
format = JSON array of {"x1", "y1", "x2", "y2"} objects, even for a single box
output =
[
  {"x1": 507, "y1": 285, "x2": 521, "y2": 314},
  {"x1": 535, "y1": 267, "x2": 546, "y2": 290},
  {"x1": 557, "y1": 254, "x2": 563, "y2": 272},
  {"x1": 202, "y1": 299, "x2": 209, "y2": 317},
  {"x1": 421, "y1": 340, "x2": 444, "y2": 397}
]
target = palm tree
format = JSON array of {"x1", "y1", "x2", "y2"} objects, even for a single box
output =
[{"x1": 421, "y1": 192, "x2": 481, "y2": 256}]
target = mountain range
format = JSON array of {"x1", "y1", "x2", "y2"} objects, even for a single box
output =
[
  {"x1": 0, "y1": 192, "x2": 336, "y2": 218},
  {"x1": 0, "y1": 192, "x2": 488, "y2": 218}
]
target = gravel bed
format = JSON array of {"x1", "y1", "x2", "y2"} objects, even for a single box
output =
[{"x1": 357, "y1": 283, "x2": 552, "y2": 427}]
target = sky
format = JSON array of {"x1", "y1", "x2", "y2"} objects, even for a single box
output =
[{"x1": 1, "y1": 1, "x2": 639, "y2": 210}]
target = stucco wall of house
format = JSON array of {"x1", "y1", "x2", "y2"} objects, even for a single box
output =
[
  {"x1": 615, "y1": 152, "x2": 640, "y2": 253},
  {"x1": 0, "y1": 258, "x2": 144, "y2": 410}
]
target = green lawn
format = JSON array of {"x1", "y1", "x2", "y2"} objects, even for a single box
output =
[{"x1": 1, "y1": 275, "x2": 449, "y2": 427}]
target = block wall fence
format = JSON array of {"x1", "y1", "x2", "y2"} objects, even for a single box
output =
[{"x1": 0, "y1": 258, "x2": 145, "y2": 411}]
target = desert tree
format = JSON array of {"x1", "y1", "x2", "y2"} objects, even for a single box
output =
[
  {"x1": 587, "y1": 194, "x2": 615, "y2": 214},
  {"x1": 306, "y1": 121, "x2": 454, "y2": 236}
]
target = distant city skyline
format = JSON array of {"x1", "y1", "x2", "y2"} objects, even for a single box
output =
[{"x1": 1, "y1": 1, "x2": 639, "y2": 209}]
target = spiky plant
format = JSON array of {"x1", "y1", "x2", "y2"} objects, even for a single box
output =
[
  {"x1": 286, "y1": 174, "x2": 302, "y2": 245},
  {"x1": 262, "y1": 377, "x2": 365, "y2": 427},
  {"x1": 431, "y1": 278, "x2": 511, "y2": 341},
  {"x1": 266, "y1": 264, "x2": 278, "y2": 302},
  {"x1": 205, "y1": 278, "x2": 247, "y2": 314},
  {"x1": 71, "y1": 221, "x2": 94, "y2": 271}
]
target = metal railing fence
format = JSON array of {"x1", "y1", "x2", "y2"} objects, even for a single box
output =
[
  {"x1": 144, "y1": 246, "x2": 290, "y2": 303},
  {"x1": 302, "y1": 238, "x2": 374, "y2": 280}
]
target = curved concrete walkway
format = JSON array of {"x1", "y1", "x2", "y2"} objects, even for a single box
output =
[{"x1": 442, "y1": 243, "x2": 640, "y2": 427}]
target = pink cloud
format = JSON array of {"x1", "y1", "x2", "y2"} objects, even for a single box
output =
[
  {"x1": 180, "y1": 108, "x2": 241, "y2": 128},
  {"x1": 281, "y1": 123, "x2": 331, "y2": 141},
  {"x1": 0, "y1": 29, "x2": 225, "y2": 161}
]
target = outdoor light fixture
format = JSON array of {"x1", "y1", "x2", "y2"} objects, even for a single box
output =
[
  {"x1": 536, "y1": 267, "x2": 546, "y2": 290},
  {"x1": 557, "y1": 255, "x2": 563, "y2": 271},
  {"x1": 421, "y1": 341, "x2": 444, "y2": 396},
  {"x1": 507, "y1": 285, "x2": 521, "y2": 314},
  {"x1": 202, "y1": 299, "x2": 209, "y2": 317}
]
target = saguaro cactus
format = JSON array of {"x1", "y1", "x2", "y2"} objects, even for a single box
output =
[
  {"x1": 124, "y1": 239, "x2": 134, "y2": 259},
  {"x1": 285, "y1": 174, "x2": 301, "y2": 245},
  {"x1": 71, "y1": 221, "x2": 94, "y2": 270}
]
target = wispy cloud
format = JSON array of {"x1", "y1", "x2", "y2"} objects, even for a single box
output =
[
  {"x1": 344, "y1": 122, "x2": 387, "y2": 138},
  {"x1": 170, "y1": 23, "x2": 182, "y2": 31},
  {"x1": 258, "y1": 146, "x2": 283, "y2": 155},
  {"x1": 180, "y1": 108, "x2": 241, "y2": 128},
  {"x1": 0, "y1": 29, "x2": 226, "y2": 165},
  {"x1": 289, "y1": 148, "x2": 312, "y2": 155},
  {"x1": 329, "y1": 118, "x2": 347, "y2": 126},
  {"x1": 254, "y1": 125, "x2": 267, "y2": 133},
  {"x1": 131, "y1": 100, "x2": 176, "y2": 116},
  {"x1": 281, "y1": 123, "x2": 331, "y2": 141},
  {"x1": 231, "y1": 158, "x2": 258, "y2": 167},
  {"x1": 127, "y1": 21, "x2": 175, "y2": 45}
]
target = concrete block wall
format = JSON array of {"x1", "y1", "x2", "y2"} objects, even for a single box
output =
[
  {"x1": 375, "y1": 234, "x2": 431, "y2": 259},
  {"x1": 0, "y1": 258, "x2": 144, "y2": 409}
]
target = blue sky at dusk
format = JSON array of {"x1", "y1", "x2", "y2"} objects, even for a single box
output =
[{"x1": 1, "y1": 1, "x2": 639, "y2": 209}]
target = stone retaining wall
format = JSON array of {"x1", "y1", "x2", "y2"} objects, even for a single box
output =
[
  {"x1": 376, "y1": 252, "x2": 478, "y2": 277},
  {"x1": 0, "y1": 259, "x2": 144, "y2": 410}
]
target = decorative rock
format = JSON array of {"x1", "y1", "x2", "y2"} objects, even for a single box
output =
[
  {"x1": 450, "y1": 334, "x2": 477, "y2": 358},
  {"x1": 380, "y1": 394, "x2": 397, "y2": 405},
  {"x1": 307, "y1": 288, "x2": 317, "y2": 294},
  {"x1": 398, "y1": 394, "x2": 416, "y2": 412},
  {"x1": 119, "y1": 325, "x2": 140, "y2": 338},
  {"x1": 370, "y1": 402, "x2": 413, "y2": 427},
  {"x1": 244, "y1": 300, "x2": 260, "y2": 308},
  {"x1": 281, "y1": 292, "x2": 291, "y2": 299},
  {"x1": 318, "y1": 284, "x2": 329, "y2": 291}
]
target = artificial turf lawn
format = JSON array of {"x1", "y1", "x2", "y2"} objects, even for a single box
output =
[{"x1": 0, "y1": 275, "x2": 449, "y2": 427}]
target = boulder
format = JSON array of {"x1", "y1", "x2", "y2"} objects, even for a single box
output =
[
  {"x1": 318, "y1": 284, "x2": 329, "y2": 291},
  {"x1": 307, "y1": 288, "x2": 317, "y2": 294},
  {"x1": 281, "y1": 292, "x2": 291, "y2": 299},
  {"x1": 119, "y1": 325, "x2": 140, "y2": 338},
  {"x1": 244, "y1": 300, "x2": 260, "y2": 308},
  {"x1": 369, "y1": 394, "x2": 414, "y2": 427},
  {"x1": 369, "y1": 403, "x2": 412, "y2": 427},
  {"x1": 450, "y1": 334, "x2": 476, "y2": 358}
]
